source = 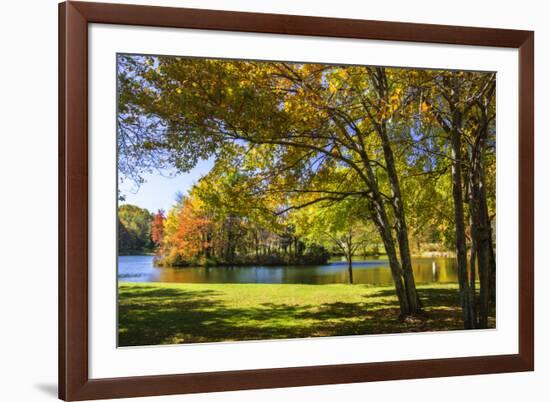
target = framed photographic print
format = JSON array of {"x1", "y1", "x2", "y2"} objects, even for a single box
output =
[{"x1": 59, "y1": 1, "x2": 534, "y2": 400}]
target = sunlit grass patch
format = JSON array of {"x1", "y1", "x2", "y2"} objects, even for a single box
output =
[{"x1": 118, "y1": 282, "x2": 495, "y2": 347}]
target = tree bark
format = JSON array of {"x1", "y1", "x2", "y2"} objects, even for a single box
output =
[
  {"x1": 450, "y1": 125, "x2": 475, "y2": 329},
  {"x1": 487, "y1": 215, "x2": 497, "y2": 307},
  {"x1": 468, "y1": 232, "x2": 478, "y2": 327},
  {"x1": 358, "y1": 152, "x2": 413, "y2": 316},
  {"x1": 377, "y1": 123, "x2": 421, "y2": 313},
  {"x1": 369, "y1": 199, "x2": 410, "y2": 316},
  {"x1": 469, "y1": 133, "x2": 492, "y2": 329},
  {"x1": 371, "y1": 67, "x2": 421, "y2": 314}
]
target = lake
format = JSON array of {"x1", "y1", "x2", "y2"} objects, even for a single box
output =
[{"x1": 118, "y1": 255, "x2": 459, "y2": 285}]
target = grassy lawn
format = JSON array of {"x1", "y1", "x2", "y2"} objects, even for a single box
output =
[{"x1": 118, "y1": 282, "x2": 495, "y2": 347}]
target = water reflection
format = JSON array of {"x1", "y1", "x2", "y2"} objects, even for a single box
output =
[{"x1": 118, "y1": 255, "x2": 460, "y2": 285}]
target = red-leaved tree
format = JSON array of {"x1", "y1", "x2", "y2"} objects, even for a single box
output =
[
  {"x1": 151, "y1": 209, "x2": 165, "y2": 246},
  {"x1": 172, "y1": 199, "x2": 213, "y2": 259}
]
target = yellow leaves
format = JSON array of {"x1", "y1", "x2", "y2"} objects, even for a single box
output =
[
  {"x1": 421, "y1": 101, "x2": 431, "y2": 114},
  {"x1": 283, "y1": 100, "x2": 292, "y2": 112},
  {"x1": 376, "y1": 96, "x2": 401, "y2": 122},
  {"x1": 176, "y1": 88, "x2": 182, "y2": 94},
  {"x1": 372, "y1": 87, "x2": 405, "y2": 122},
  {"x1": 337, "y1": 69, "x2": 348, "y2": 80},
  {"x1": 464, "y1": 121, "x2": 480, "y2": 137},
  {"x1": 388, "y1": 90, "x2": 402, "y2": 111},
  {"x1": 326, "y1": 68, "x2": 350, "y2": 94},
  {"x1": 392, "y1": 86, "x2": 403, "y2": 97},
  {"x1": 389, "y1": 94, "x2": 400, "y2": 104},
  {"x1": 283, "y1": 95, "x2": 315, "y2": 122},
  {"x1": 418, "y1": 101, "x2": 439, "y2": 126},
  {"x1": 421, "y1": 100, "x2": 438, "y2": 121},
  {"x1": 376, "y1": 105, "x2": 392, "y2": 122}
]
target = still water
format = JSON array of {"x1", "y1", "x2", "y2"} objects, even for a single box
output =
[{"x1": 118, "y1": 255, "x2": 459, "y2": 285}]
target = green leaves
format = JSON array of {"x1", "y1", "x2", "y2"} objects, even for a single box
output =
[
  {"x1": 117, "y1": 54, "x2": 495, "y2": 261},
  {"x1": 118, "y1": 204, "x2": 154, "y2": 253}
]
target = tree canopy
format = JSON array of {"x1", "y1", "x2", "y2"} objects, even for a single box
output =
[{"x1": 117, "y1": 54, "x2": 496, "y2": 325}]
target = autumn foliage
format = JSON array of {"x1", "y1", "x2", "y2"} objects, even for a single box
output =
[
  {"x1": 151, "y1": 210, "x2": 166, "y2": 246},
  {"x1": 118, "y1": 55, "x2": 496, "y2": 325},
  {"x1": 170, "y1": 198, "x2": 214, "y2": 260}
]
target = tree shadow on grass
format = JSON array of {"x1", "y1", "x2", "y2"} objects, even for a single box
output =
[
  {"x1": 118, "y1": 285, "x2": 495, "y2": 347},
  {"x1": 118, "y1": 286, "x2": 227, "y2": 346}
]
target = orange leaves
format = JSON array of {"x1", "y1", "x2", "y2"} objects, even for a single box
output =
[
  {"x1": 375, "y1": 98, "x2": 400, "y2": 122},
  {"x1": 418, "y1": 100, "x2": 439, "y2": 126},
  {"x1": 168, "y1": 198, "x2": 214, "y2": 260},
  {"x1": 421, "y1": 101, "x2": 431, "y2": 114},
  {"x1": 328, "y1": 81, "x2": 338, "y2": 94},
  {"x1": 151, "y1": 210, "x2": 166, "y2": 246}
]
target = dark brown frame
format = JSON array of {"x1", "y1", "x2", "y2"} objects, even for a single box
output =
[{"x1": 59, "y1": 1, "x2": 534, "y2": 400}]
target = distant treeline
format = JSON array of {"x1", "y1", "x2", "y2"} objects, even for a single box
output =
[
  {"x1": 117, "y1": 202, "x2": 330, "y2": 266},
  {"x1": 117, "y1": 204, "x2": 154, "y2": 254}
]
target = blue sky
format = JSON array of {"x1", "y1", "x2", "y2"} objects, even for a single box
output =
[{"x1": 119, "y1": 157, "x2": 214, "y2": 213}]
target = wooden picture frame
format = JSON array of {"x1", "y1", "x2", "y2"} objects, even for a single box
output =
[{"x1": 59, "y1": 1, "x2": 534, "y2": 400}]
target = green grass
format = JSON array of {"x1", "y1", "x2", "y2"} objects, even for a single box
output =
[{"x1": 118, "y1": 282, "x2": 495, "y2": 347}]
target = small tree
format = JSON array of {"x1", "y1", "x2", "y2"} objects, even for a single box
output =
[
  {"x1": 292, "y1": 198, "x2": 374, "y2": 284},
  {"x1": 151, "y1": 209, "x2": 166, "y2": 247},
  {"x1": 172, "y1": 197, "x2": 214, "y2": 262},
  {"x1": 323, "y1": 227, "x2": 370, "y2": 284}
]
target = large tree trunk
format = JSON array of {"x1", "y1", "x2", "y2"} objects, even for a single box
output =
[
  {"x1": 430, "y1": 73, "x2": 496, "y2": 330},
  {"x1": 358, "y1": 138, "x2": 411, "y2": 316},
  {"x1": 475, "y1": 213, "x2": 491, "y2": 329},
  {"x1": 377, "y1": 123, "x2": 421, "y2": 313},
  {"x1": 362, "y1": 67, "x2": 421, "y2": 315},
  {"x1": 469, "y1": 131, "x2": 493, "y2": 329},
  {"x1": 369, "y1": 199, "x2": 410, "y2": 316},
  {"x1": 487, "y1": 215, "x2": 497, "y2": 307},
  {"x1": 360, "y1": 174, "x2": 413, "y2": 316},
  {"x1": 450, "y1": 126, "x2": 475, "y2": 329},
  {"x1": 468, "y1": 225, "x2": 478, "y2": 327}
]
